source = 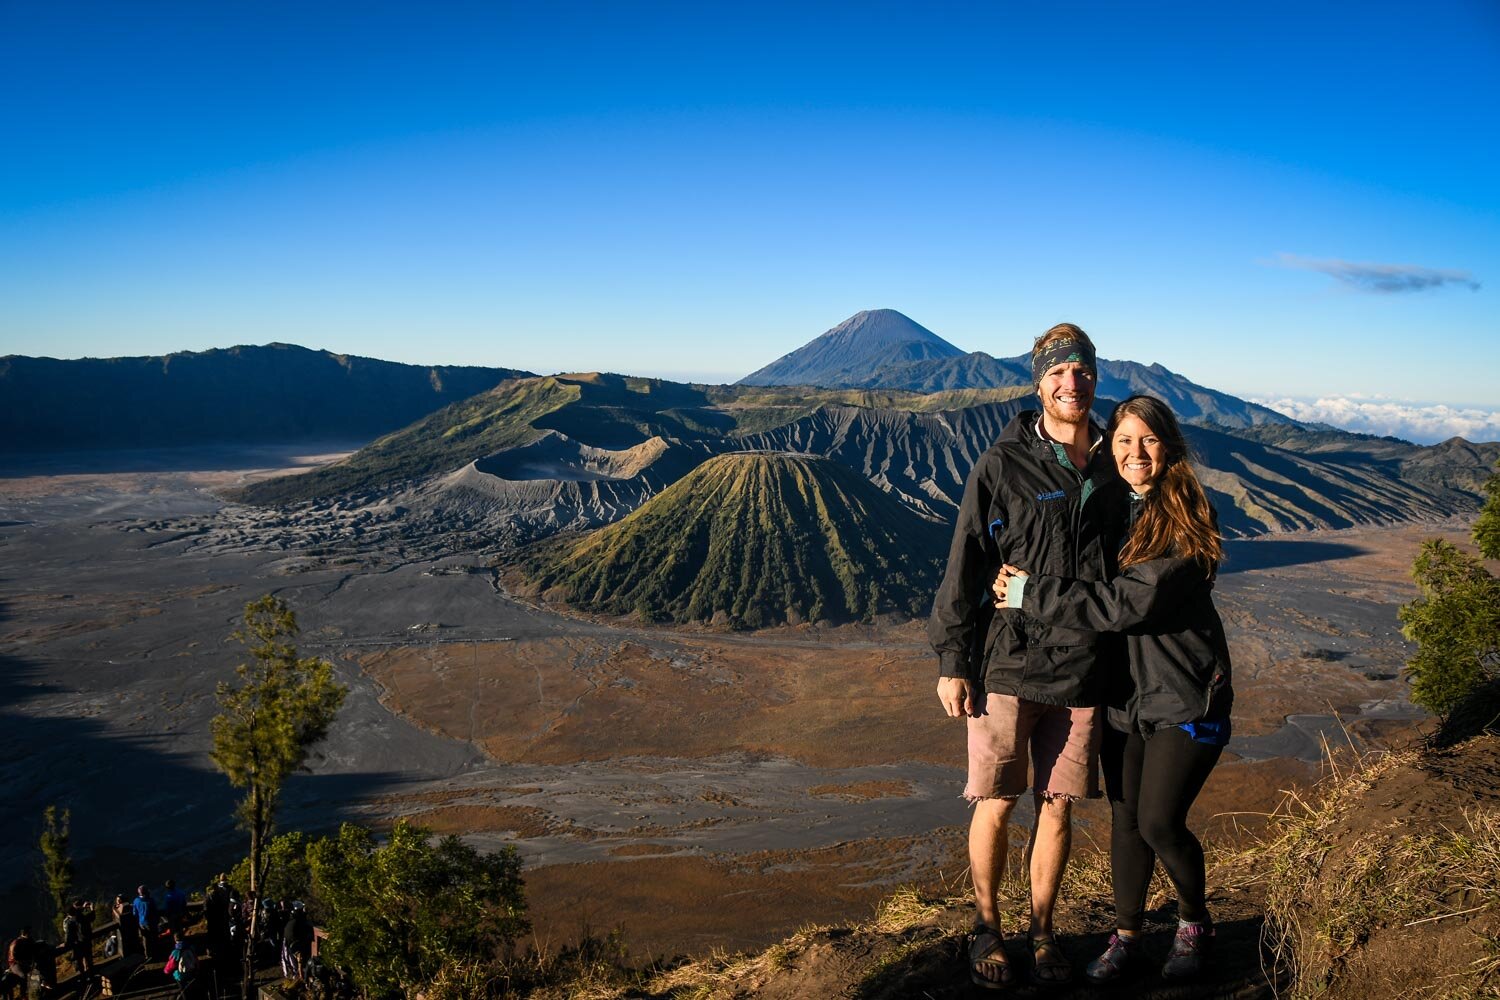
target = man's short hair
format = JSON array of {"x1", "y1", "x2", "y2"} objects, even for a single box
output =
[{"x1": 1031, "y1": 322, "x2": 1095, "y2": 363}]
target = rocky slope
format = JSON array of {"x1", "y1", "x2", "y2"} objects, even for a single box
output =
[
  {"x1": 820, "y1": 350, "x2": 1293, "y2": 428},
  {"x1": 195, "y1": 371, "x2": 1494, "y2": 571},
  {"x1": 513, "y1": 452, "x2": 948, "y2": 626}
]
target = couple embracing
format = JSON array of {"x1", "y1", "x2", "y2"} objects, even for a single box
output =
[{"x1": 929, "y1": 323, "x2": 1233, "y2": 989}]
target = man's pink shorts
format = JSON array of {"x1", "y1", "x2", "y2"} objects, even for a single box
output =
[{"x1": 965, "y1": 692, "x2": 1101, "y2": 801}]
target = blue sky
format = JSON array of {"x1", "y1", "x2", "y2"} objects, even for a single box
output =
[{"x1": 2, "y1": 2, "x2": 1496, "y2": 441}]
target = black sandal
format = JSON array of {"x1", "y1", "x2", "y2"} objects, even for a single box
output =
[
  {"x1": 1029, "y1": 933, "x2": 1074, "y2": 986},
  {"x1": 968, "y1": 924, "x2": 1014, "y2": 990}
]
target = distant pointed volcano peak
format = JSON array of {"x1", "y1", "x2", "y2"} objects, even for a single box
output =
[
  {"x1": 820, "y1": 309, "x2": 952, "y2": 345},
  {"x1": 738, "y1": 309, "x2": 963, "y2": 387}
]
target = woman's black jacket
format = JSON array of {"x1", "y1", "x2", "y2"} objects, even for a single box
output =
[{"x1": 1016, "y1": 554, "x2": 1233, "y2": 732}]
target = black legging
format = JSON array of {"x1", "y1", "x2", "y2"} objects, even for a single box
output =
[{"x1": 1101, "y1": 723, "x2": 1222, "y2": 931}]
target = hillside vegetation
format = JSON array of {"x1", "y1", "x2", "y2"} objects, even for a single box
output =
[{"x1": 514, "y1": 452, "x2": 948, "y2": 626}]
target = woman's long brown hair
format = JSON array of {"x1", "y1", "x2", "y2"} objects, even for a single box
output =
[{"x1": 1110, "y1": 395, "x2": 1224, "y2": 572}]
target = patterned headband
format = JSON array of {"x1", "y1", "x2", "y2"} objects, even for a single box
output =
[{"x1": 1031, "y1": 339, "x2": 1097, "y2": 385}]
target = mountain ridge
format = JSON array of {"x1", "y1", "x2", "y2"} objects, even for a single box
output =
[
  {"x1": 0, "y1": 343, "x2": 533, "y2": 451},
  {"x1": 216, "y1": 371, "x2": 1495, "y2": 560},
  {"x1": 737, "y1": 310, "x2": 1297, "y2": 429}
]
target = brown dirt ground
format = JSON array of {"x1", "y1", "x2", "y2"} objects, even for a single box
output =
[
  {"x1": 806, "y1": 780, "x2": 916, "y2": 801},
  {"x1": 395, "y1": 803, "x2": 559, "y2": 839},
  {"x1": 361, "y1": 632, "x2": 957, "y2": 769},
  {"x1": 362, "y1": 624, "x2": 1339, "y2": 961},
  {"x1": 520, "y1": 830, "x2": 970, "y2": 959},
  {"x1": 359, "y1": 520, "x2": 1471, "y2": 968},
  {"x1": 1288, "y1": 733, "x2": 1500, "y2": 1000}
]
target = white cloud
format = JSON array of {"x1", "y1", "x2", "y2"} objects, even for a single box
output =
[
  {"x1": 1270, "y1": 253, "x2": 1481, "y2": 294},
  {"x1": 1252, "y1": 396, "x2": 1500, "y2": 445}
]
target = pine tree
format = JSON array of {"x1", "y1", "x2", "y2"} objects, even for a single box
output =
[
  {"x1": 39, "y1": 805, "x2": 73, "y2": 935},
  {"x1": 1400, "y1": 462, "x2": 1500, "y2": 718},
  {"x1": 211, "y1": 595, "x2": 347, "y2": 996}
]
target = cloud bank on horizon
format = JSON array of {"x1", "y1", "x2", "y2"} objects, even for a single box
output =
[
  {"x1": 1272, "y1": 254, "x2": 1481, "y2": 294},
  {"x1": 1255, "y1": 395, "x2": 1500, "y2": 445}
]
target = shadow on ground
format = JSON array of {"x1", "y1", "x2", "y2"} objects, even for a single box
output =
[
  {"x1": 1221, "y1": 539, "x2": 1369, "y2": 573},
  {"x1": 850, "y1": 912, "x2": 1275, "y2": 999},
  {"x1": 0, "y1": 593, "x2": 411, "y2": 931}
]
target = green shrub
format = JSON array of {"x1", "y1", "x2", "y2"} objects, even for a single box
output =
[
  {"x1": 308, "y1": 821, "x2": 529, "y2": 998},
  {"x1": 1400, "y1": 461, "x2": 1500, "y2": 718}
]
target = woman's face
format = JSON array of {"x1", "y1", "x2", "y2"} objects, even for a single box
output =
[{"x1": 1112, "y1": 413, "x2": 1169, "y2": 492}]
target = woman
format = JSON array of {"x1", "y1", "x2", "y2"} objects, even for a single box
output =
[
  {"x1": 992, "y1": 394, "x2": 1232, "y2": 982},
  {"x1": 111, "y1": 893, "x2": 140, "y2": 959}
]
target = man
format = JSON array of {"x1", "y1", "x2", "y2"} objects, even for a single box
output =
[
  {"x1": 161, "y1": 880, "x2": 188, "y2": 938},
  {"x1": 929, "y1": 322, "x2": 1123, "y2": 988},
  {"x1": 205, "y1": 875, "x2": 232, "y2": 960},
  {"x1": 132, "y1": 886, "x2": 159, "y2": 962},
  {"x1": 282, "y1": 902, "x2": 313, "y2": 982},
  {"x1": 3, "y1": 927, "x2": 36, "y2": 1000},
  {"x1": 63, "y1": 900, "x2": 92, "y2": 976}
]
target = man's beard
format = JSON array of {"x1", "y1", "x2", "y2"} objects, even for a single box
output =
[{"x1": 1041, "y1": 396, "x2": 1092, "y2": 425}]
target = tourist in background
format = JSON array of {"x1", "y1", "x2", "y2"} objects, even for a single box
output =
[
  {"x1": 205, "y1": 875, "x2": 233, "y2": 960},
  {"x1": 164, "y1": 932, "x2": 198, "y2": 997},
  {"x1": 161, "y1": 880, "x2": 188, "y2": 939},
  {"x1": 283, "y1": 902, "x2": 314, "y2": 982},
  {"x1": 62, "y1": 901, "x2": 92, "y2": 976},
  {"x1": 110, "y1": 895, "x2": 139, "y2": 959},
  {"x1": 3, "y1": 927, "x2": 36, "y2": 1000},
  {"x1": 132, "y1": 886, "x2": 159, "y2": 961}
]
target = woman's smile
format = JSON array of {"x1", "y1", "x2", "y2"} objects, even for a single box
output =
[{"x1": 1111, "y1": 414, "x2": 1168, "y2": 491}]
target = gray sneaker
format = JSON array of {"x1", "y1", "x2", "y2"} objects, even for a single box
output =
[
  {"x1": 1084, "y1": 933, "x2": 1140, "y2": 983},
  {"x1": 1161, "y1": 920, "x2": 1213, "y2": 980}
]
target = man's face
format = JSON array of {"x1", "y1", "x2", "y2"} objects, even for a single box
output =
[{"x1": 1037, "y1": 361, "x2": 1097, "y2": 425}]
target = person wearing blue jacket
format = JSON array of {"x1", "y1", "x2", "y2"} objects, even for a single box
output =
[{"x1": 132, "y1": 886, "x2": 159, "y2": 961}]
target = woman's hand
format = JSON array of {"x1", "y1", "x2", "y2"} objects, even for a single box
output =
[{"x1": 991, "y1": 564, "x2": 1029, "y2": 607}]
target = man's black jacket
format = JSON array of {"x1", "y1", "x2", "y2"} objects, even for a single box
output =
[{"x1": 927, "y1": 410, "x2": 1126, "y2": 706}]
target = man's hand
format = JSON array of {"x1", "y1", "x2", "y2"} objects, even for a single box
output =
[{"x1": 937, "y1": 676, "x2": 978, "y2": 718}]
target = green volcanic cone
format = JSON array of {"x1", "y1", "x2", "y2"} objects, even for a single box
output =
[{"x1": 517, "y1": 451, "x2": 948, "y2": 627}]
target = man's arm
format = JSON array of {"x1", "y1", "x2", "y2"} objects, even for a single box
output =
[{"x1": 928, "y1": 453, "x2": 1000, "y2": 715}]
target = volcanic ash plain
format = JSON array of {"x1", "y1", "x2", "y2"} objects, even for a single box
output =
[{"x1": 0, "y1": 447, "x2": 1455, "y2": 956}]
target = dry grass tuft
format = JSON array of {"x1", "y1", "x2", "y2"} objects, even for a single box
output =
[
  {"x1": 1060, "y1": 830, "x2": 1114, "y2": 903},
  {"x1": 1247, "y1": 742, "x2": 1500, "y2": 999},
  {"x1": 871, "y1": 885, "x2": 946, "y2": 933},
  {"x1": 621, "y1": 924, "x2": 838, "y2": 1000}
]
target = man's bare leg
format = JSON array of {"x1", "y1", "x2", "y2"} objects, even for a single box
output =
[
  {"x1": 970, "y1": 796, "x2": 1020, "y2": 927},
  {"x1": 1026, "y1": 793, "x2": 1073, "y2": 935},
  {"x1": 969, "y1": 796, "x2": 1020, "y2": 983}
]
